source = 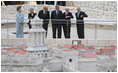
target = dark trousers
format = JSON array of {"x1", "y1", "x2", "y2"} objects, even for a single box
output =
[
  {"x1": 62, "y1": 24, "x2": 71, "y2": 38},
  {"x1": 27, "y1": 20, "x2": 32, "y2": 29},
  {"x1": 42, "y1": 23, "x2": 48, "y2": 37},
  {"x1": 52, "y1": 24, "x2": 62, "y2": 38},
  {"x1": 76, "y1": 22, "x2": 85, "y2": 39}
]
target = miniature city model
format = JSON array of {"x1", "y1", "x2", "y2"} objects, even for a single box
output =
[{"x1": 1, "y1": 19, "x2": 117, "y2": 72}]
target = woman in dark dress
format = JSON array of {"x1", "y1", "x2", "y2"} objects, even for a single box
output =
[{"x1": 27, "y1": 8, "x2": 36, "y2": 29}]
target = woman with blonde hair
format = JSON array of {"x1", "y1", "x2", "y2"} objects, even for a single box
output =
[{"x1": 16, "y1": 6, "x2": 24, "y2": 38}]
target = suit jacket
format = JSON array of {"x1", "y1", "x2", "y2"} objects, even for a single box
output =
[
  {"x1": 38, "y1": 10, "x2": 50, "y2": 24},
  {"x1": 51, "y1": 10, "x2": 62, "y2": 24},
  {"x1": 28, "y1": 13, "x2": 36, "y2": 19},
  {"x1": 16, "y1": 12, "x2": 24, "y2": 24},
  {"x1": 62, "y1": 12, "x2": 73, "y2": 26},
  {"x1": 75, "y1": 11, "x2": 88, "y2": 25},
  {"x1": 75, "y1": 11, "x2": 88, "y2": 20},
  {"x1": 28, "y1": 13, "x2": 36, "y2": 24}
]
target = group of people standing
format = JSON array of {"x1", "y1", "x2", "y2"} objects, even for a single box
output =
[{"x1": 16, "y1": 5, "x2": 88, "y2": 39}]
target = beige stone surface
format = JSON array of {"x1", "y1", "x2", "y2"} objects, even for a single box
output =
[
  {"x1": 1, "y1": 38, "x2": 116, "y2": 48},
  {"x1": 1, "y1": 1, "x2": 117, "y2": 21},
  {"x1": 1, "y1": 38, "x2": 28, "y2": 47}
]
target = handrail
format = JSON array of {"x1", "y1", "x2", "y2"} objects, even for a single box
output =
[
  {"x1": 1, "y1": 18, "x2": 117, "y2": 22},
  {"x1": 1, "y1": 18, "x2": 117, "y2": 25}
]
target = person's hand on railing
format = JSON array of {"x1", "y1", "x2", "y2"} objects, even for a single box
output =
[
  {"x1": 80, "y1": 15, "x2": 83, "y2": 18},
  {"x1": 65, "y1": 16, "x2": 70, "y2": 18},
  {"x1": 29, "y1": 17, "x2": 32, "y2": 19}
]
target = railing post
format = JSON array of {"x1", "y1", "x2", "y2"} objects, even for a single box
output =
[
  {"x1": 67, "y1": 20, "x2": 68, "y2": 37},
  {"x1": 95, "y1": 20, "x2": 97, "y2": 39},
  {"x1": 6, "y1": 19, "x2": 9, "y2": 38}
]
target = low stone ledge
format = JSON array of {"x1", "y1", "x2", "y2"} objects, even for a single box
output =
[
  {"x1": 1, "y1": 38, "x2": 28, "y2": 47},
  {"x1": 1, "y1": 38, "x2": 117, "y2": 47}
]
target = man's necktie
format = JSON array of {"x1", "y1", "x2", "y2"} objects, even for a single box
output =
[
  {"x1": 66, "y1": 13, "x2": 68, "y2": 16},
  {"x1": 44, "y1": 12, "x2": 46, "y2": 17},
  {"x1": 57, "y1": 11, "x2": 58, "y2": 16}
]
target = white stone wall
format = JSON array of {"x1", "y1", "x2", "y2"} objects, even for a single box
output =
[
  {"x1": 1, "y1": 1, "x2": 117, "y2": 20},
  {"x1": 71, "y1": 1, "x2": 117, "y2": 20}
]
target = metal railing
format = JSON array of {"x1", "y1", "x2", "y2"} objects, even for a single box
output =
[{"x1": 1, "y1": 18, "x2": 117, "y2": 40}]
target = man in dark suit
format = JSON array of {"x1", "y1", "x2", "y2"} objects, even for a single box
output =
[
  {"x1": 51, "y1": 5, "x2": 62, "y2": 38},
  {"x1": 28, "y1": 8, "x2": 36, "y2": 29},
  {"x1": 38, "y1": 6, "x2": 50, "y2": 37},
  {"x1": 62, "y1": 8, "x2": 73, "y2": 38},
  {"x1": 75, "y1": 7, "x2": 88, "y2": 39}
]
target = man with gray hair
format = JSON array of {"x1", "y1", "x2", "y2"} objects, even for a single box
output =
[
  {"x1": 51, "y1": 5, "x2": 62, "y2": 38},
  {"x1": 75, "y1": 7, "x2": 88, "y2": 39},
  {"x1": 38, "y1": 6, "x2": 50, "y2": 37},
  {"x1": 62, "y1": 7, "x2": 73, "y2": 38}
]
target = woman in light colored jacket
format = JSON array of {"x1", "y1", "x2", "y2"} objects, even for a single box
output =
[{"x1": 16, "y1": 6, "x2": 24, "y2": 38}]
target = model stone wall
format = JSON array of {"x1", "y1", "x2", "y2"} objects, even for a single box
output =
[{"x1": 1, "y1": 1, "x2": 117, "y2": 20}]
